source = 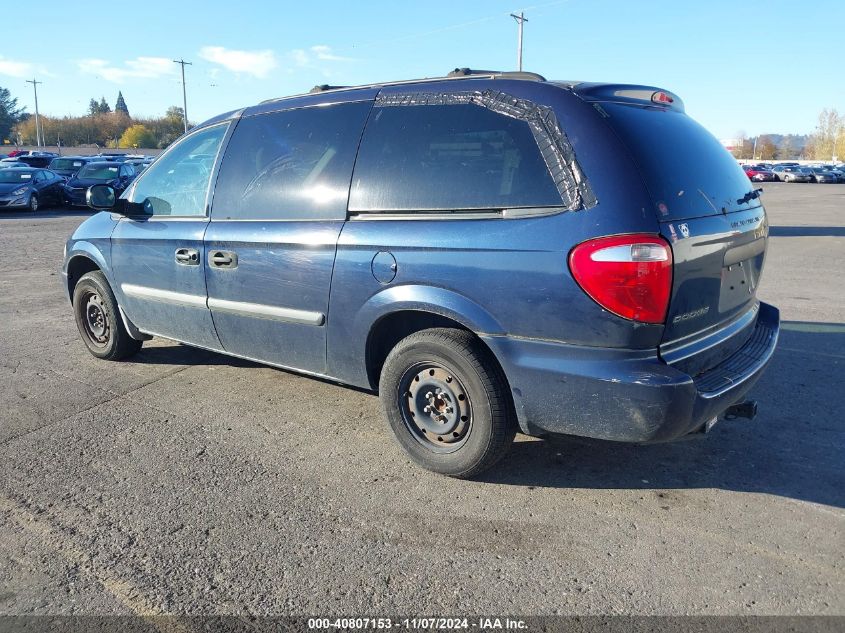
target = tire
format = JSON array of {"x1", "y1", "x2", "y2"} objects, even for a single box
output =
[
  {"x1": 29, "y1": 194, "x2": 38, "y2": 212},
  {"x1": 379, "y1": 328, "x2": 516, "y2": 478},
  {"x1": 72, "y1": 271, "x2": 142, "y2": 360}
]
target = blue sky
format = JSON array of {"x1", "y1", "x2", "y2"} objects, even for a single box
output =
[{"x1": 1, "y1": 0, "x2": 842, "y2": 139}]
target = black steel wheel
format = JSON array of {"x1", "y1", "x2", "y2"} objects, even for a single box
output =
[
  {"x1": 399, "y1": 362, "x2": 473, "y2": 453},
  {"x1": 380, "y1": 328, "x2": 516, "y2": 478},
  {"x1": 73, "y1": 271, "x2": 142, "y2": 360}
]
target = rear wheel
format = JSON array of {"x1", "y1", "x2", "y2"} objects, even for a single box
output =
[
  {"x1": 379, "y1": 328, "x2": 516, "y2": 478},
  {"x1": 73, "y1": 271, "x2": 142, "y2": 360}
]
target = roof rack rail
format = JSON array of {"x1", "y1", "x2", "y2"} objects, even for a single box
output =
[
  {"x1": 310, "y1": 84, "x2": 350, "y2": 93},
  {"x1": 260, "y1": 68, "x2": 546, "y2": 104},
  {"x1": 447, "y1": 67, "x2": 547, "y2": 82}
]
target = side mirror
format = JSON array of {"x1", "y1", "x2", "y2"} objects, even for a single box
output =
[{"x1": 86, "y1": 184, "x2": 116, "y2": 210}]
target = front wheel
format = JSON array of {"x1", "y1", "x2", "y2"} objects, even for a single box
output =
[
  {"x1": 73, "y1": 271, "x2": 142, "y2": 360},
  {"x1": 379, "y1": 328, "x2": 516, "y2": 478},
  {"x1": 29, "y1": 194, "x2": 38, "y2": 212}
]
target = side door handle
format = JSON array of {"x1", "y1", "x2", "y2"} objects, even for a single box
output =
[
  {"x1": 209, "y1": 250, "x2": 238, "y2": 269},
  {"x1": 175, "y1": 247, "x2": 200, "y2": 266}
]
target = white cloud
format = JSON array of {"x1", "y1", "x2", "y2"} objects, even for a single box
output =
[
  {"x1": 78, "y1": 57, "x2": 175, "y2": 82},
  {"x1": 0, "y1": 55, "x2": 36, "y2": 78},
  {"x1": 288, "y1": 45, "x2": 353, "y2": 68},
  {"x1": 309, "y1": 45, "x2": 352, "y2": 62},
  {"x1": 199, "y1": 46, "x2": 277, "y2": 78}
]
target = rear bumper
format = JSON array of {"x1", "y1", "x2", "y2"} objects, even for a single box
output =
[{"x1": 482, "y1": 302, "x2": 780, "y2": 442}]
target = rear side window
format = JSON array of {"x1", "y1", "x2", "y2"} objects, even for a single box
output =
[
  {"x1": 349, "y1": 103, "x2": 563, "y2": 212},
  {"x1": 211, "y1": 101, "x2": 372, "y2": 221}
]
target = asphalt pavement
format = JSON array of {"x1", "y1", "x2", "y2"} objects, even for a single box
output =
[{"x1": 0, "y1": 183, "x2": 842, "y2": 619}]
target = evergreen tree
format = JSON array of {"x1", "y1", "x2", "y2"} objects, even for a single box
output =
[
  {"x1": 0, "y1": 86, "x2": 25, "y2": 141},
  {"x1": 88, "y1": 98, "x2": 100, "y2": 116},
  {"x1": 99, "y1": 97, "x2": 111, "y2": 113},
  {"x1": 115, "y1": 91, "x2": 129, "y2": 117}
]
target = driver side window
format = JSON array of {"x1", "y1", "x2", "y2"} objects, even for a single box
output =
[{"x1": 129, "y1": 123, "x2": 228, "y2": 216}]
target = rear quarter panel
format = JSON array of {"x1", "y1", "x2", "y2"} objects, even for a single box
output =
[{"x1": 326, "y1": 81, "x2": 668, "y2": 388}]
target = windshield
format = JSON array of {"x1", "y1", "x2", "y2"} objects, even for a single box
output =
[
  {"x1": 50, "y1": 158, "x2": 85, "y2": 170},
  {"x1": 0, "y1": 171, "x2": 33, "y2": 183},
  {"x1": 77, "y1": 164, "x2": 120, "y2": 180}
]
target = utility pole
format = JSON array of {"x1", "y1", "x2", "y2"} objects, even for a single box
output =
[
  {"x1": 173, "y1": 58, "x2": 192, "y2": 134},
  {"x1": 510, "y1": 12, "x2": 527, "y2": 71},
  {"x1": 26, "y1": 78, "x2": 43, "y2": 148},
  {"x1": 752, "y1": 136, "x2": 758, "y2": 161}
]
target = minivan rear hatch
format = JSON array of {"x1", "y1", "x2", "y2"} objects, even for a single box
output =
[{"x1": 594, "y1": 96, "x2": 768, "y2": 375}]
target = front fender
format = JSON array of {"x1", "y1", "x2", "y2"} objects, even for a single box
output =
[{"x1": 62, "y1": 243, "x2": 113, "y2": 302}]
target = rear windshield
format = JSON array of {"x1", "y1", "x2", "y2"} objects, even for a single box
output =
[
  {"x1": 50, "y1": 158, "x2": 85, "y2": 170},
  {"x1": 602, "y1": 103, "x2": 759, "y2": 219},
  {"x1": 0, "y1": 171, "x2": 33, "y2": 183},
  {"x1": 78, "y1": 164, "x2": 120, "y2": 180}
]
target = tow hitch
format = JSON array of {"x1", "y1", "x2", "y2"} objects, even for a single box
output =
[
  {"x1": 695, "y1": 400, "x2": 759, "y2": 436},
  {"x1": 724, "y1": 400, "x2": 758, "y2": 421}
]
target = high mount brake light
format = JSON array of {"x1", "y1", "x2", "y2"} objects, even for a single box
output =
[
  {"x1": 569, "y1": 234, "x2": 673, "y2": 324},
  {"x1": 651, "y1": 91, "x2": 674, "y2": 104}
]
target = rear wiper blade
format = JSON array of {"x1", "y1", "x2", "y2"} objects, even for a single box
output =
[{"x1": 737, "y1": 188, "x2": 764, "y2": 205}]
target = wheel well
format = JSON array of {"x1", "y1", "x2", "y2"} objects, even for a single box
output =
[
  {"x1": 366, "y1": 310, "x2": 503, "y2": 390},
  {"x1": 66, "y1": 256, "x2": 101, "y2": 300}
]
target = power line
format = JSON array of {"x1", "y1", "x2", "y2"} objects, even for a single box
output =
[
  {"x1": 173, "y1": 59, "x2": 192, "y2": 134},
  {"x1": 25, "y1": 79, "x2": 43, "y2": 148},
  {"x1": 510, "y1": 12, "x2": 528, "y2": 71}
]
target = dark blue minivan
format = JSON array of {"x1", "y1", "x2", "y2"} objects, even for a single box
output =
[{"x1": 62, "y1": 69, "x2": 779, "y2": 477}]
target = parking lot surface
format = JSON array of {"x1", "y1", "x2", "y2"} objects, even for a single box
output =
[{"x1": 0, "y1": 183, "x2": 843, "y2": 617}]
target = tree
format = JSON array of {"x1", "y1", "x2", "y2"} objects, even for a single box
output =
[
  {"x1": 98, "y1": 97, "x2": 111, "y2": 114},
  {"x1": 757, "y1": 135, "x2": 777, "y2": 160},
  {"x1": 119, "y1": 124, "x2": 155, "y2": 148},
  {"x1": 806, "y1": 108, "x2": 842, "y2": 161},
  {"x1": 115, "y1": 91, "x2": 129, "y2": 117},
  {"x1": 0, "y1": 86, "x2": 25, "y2": 142},
  {"x1": 779, "y1": 137, "x2": 794, "y2": 160}
]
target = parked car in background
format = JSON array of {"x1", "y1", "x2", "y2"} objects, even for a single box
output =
[
  {"x1": 825, "y1": 167, "x2": 845, "y2": 183},
  {"x1": 125, "y1": 157, "x2": 154, "y2": 173},
  {"x1": 62, "y1": 162, "x2": 135, "y2": 206},
  {"x1": 48, "y1": 156, "x2": 105, "y2": 179},
  {"x1": 743, "y1": 165, "x2": 775, "y2": 182},
  {"x1": 17, "y1": 154, "x2": 57, "y2": 168},
  {"x1": 63, "y1": 70, "x2": 779, "y2": 477},
  {"x1": 0, "y1": 158, "x2": 23, "y2": 168},
  {"x1": 807, "y1": 167, "x2": 839, "y2": 183},
  {"x1": 0, "y1": 167, "x2": 64, "y2": 211},
  {"x1": 772, "y1": 165, "x2": 812, "y2": 182},
  {"x1": 97, "y1": 153, "x2": 130, "y2": 163}
]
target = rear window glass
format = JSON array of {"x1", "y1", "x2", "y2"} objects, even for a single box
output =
[
  {"x1": 602, "y1": 103, "x2": 758, "y2": 218},
  {"x1": 349, "y1": 103, "x2": 562, "y2": 212},
  {"x1": 50, "y1": 159, "x2": 84, "y2": 169},
  {"x1": 78, "y1": 164, "x2": 120, "y2": 179}
]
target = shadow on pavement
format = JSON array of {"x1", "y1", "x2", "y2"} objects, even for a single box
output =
[
  {"x1": 477, "y1": 321, "x2": 845, "y2": 509},
  {"x1": 0, "y1": 209, "x2": 94, "y2": 220},
  {"x1": 769, "y1": 226, "x2": 845, "y2": 237},
  {"x1": 112, "y1": 321, "x2": 844, "y2": 508}
]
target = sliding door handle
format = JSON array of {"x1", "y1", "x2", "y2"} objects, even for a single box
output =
[
  {"x1": 175, "y1": 248, "x2": 199, "y2": 265},
  {"x1": 209, "y1": 250, "x2": 238, "y2": 269}
]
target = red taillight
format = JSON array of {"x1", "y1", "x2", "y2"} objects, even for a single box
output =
[{"x1": 568, "y1": 234, "x2": 673, "y2": 324}]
